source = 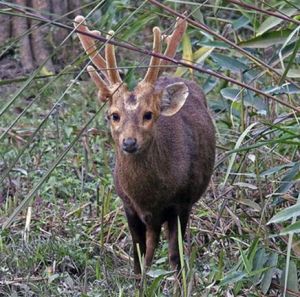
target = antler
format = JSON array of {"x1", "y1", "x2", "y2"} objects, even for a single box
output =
[
  {"x1": 74, "y1": 16, "x2": 124, "y2": 101},
  {"x1": 160, "y1": 17, "x2": 187, "y2": 74},
  {"x1": 140, "y1": 26, "x2": 162, "y2": 85},
  {"x1": 139, "y1": 17, "x2": 187, "y2": 88}
]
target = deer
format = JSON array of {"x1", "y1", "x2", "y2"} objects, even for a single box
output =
[{"x1": 74, "y1": 15, "x2": 216, "y2": 274}]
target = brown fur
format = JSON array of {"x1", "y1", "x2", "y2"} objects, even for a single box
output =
[{"x1": 111, "y1": 76, "x2": 216, "y2": 273}]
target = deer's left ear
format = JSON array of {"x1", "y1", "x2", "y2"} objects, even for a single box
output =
[{"x1": 160, "y1": 82, "x2": 189, "y2": 116}]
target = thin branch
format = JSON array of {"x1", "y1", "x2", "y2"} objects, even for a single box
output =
[
  {"x1": 1, "y1": 2, "x2": 300, "y2": 113},
  {"x1": 147, "y1": 0, "x2": 300, "y2": 89},
  {"x1": 227, "y1": 0, "x2": 300, "y2": 26}
]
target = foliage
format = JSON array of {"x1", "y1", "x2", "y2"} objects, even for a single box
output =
[{"x1": 0, "y1": 0, "x2": 299, "y2": 296}]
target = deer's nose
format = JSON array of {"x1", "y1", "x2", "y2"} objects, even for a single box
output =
[{"x1": 122, "y1": 138, "x2": 138, "y2": 153}]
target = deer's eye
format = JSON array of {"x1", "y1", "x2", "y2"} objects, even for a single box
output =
[
  {"x1": 111, "y1": 112, "x2": 120, "y2": 122},
  {"x1": 143, "y1": 111, "x2": 153, "y2": 121}
]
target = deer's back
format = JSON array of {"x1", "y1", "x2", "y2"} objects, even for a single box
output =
[{"x1": 155, "y1": 76, "x2": 215, "y2": 200}]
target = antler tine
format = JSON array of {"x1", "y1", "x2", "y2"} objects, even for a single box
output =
[
  {"x1": 141, "y1": 26, "x2": 162, "y2": 85},
  {"x1": 159, "y1": 17, "x2": 187, "y2": 74},
  {"x1": 105, "y1": 30, "x2": 122, "y2": 84},
  {"x1": 74, "y1": 16, "x2": 108, "y2": 79},
  {"x1": 87, "y1": 65, "x2": 111, "y2": 101}
]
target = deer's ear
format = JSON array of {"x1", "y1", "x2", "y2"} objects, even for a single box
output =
[{"x1": 160, "y1": 82, "x2": 189, "y2": 116}]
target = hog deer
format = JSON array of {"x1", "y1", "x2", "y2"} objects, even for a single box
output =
[{"x1": 74, "y1": 16, "x2": 216, "y2": 274}]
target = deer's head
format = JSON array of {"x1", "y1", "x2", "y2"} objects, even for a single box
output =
[{"x1": 74, "y1": 16, "x2": 188, "y2": 154}]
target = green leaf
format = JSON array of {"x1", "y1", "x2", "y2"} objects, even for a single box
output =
[
  {"x1": 193, "y1": 46, "x2": 215, "y2": 63},
  {"x1": 275, "y1": 68, "x2": 300, "y2": 78},
  {"x1": 252, "y1": 248, "x2": 268, "y2": 284},
  {"x1": 146, "y1": 269, "x2": 171, "y2": 278},
  {"x1": 232, "y1": 15, "x2": 250, "y2": 30},
  {"x1": 257, "y1": 8, "x2": 298, "y2": 36},
  {"x1": 146, "y1": 272, "x2": 167, "y2": 295},
  {"x1": 239, "y1": 30, "x2": 297, "y2": 48},
  {"x1": 280, "y1": 221, "x2": 300, "y2": 235},
  {"x1": 248, "y1": 237, "x2": 260, "y2": 270},
  {"x1": 222, "y1": 122, "x2": 258, "y2": 186},
  {"x1": 182, "y1": 33, "x2": 193, "y2": 71},
  {"x1": 260, "y1": 163, "x2": 295, "y2": 177},
  {"x1": 265, "y1": 83, "x2": 300, "y2": 95},
  {"x1": 175, "y1": 33, "x2": 193, "y2": 77},
  {"x1": 220, "y1": 88, "x2": 267, "y2": 111},
  {"x1": 279, "y1": 37, "x2": 300, "y2": 84},
  {"x1": 176, "y1": 46, "x2": 214, "y2": 77},
  {"x1": 268, "y1": 203, "x2": 300, "y2": 225},
  {"x1": 280, "y1": 261, "x2": 299, "y2": 296},
  {"x1": 276, "y1": 162, "x2": 300, "y2": 194},
  {"x1": 211, "y1": 53, "x2": 248, "y2": 72},
  {"x1": 260, "y1": 253, "x2": 278, "y2": 294},
  {"x1": 220, "y1": 271, "x2": 247, "y2": 285}
]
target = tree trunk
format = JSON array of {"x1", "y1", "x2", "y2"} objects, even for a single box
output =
[
  {"x1": 0, "y1": 0, "x2": 81, "y2": 76},
  {"x1": 31, "y1": 0, "x2": 55, "y2": 73},
  {"x1": 12, "y1": 0, "x2": 35, "y2": 72},
  {"x1": 0, "y1": 11, "x2": 11, "y2": 45}
]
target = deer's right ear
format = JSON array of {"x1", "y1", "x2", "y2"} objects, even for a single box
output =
[{"x1": 160, "y1": 82, "x2": 189, "y2": 116}]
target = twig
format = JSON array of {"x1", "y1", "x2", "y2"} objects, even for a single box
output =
[
  {"x1": 2, "y1": 2, "x2": 300, "y2": 113},
  {"x1": 227, "y1": 0, "x2": 300, "y2": 26},
  {"x1": 148, "y1": 0, "x2": 300, "y2": 89}
]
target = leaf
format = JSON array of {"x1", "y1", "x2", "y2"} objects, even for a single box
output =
[
  {"x1": 193, "y1": 46, "x2": 215, "y2": 63},
  {"x1": 279, "y1": 37, "x2": 300, "y2": 84},
  {"x1": 252, "y1": 248, "x2": 268, "y2": 284},
  {"x1": 275, "y1": 68, "x2": 300, "y2": 78},
  {"x1": 234, "y1": 182, "x2": 257, "y2": 190},
  {"x1": 237, "y1": 242, "x2": 251, "y2": 274},
  {"x1": 265, "y1": 83, "x2": 300, "y2": 95},
  {"x1": 260, "y1": 163, "x2": 295, "y2": 177},
  {"x1": 248, "y1": 237, "x2": 260, "y2": 270},
  {"x1": 280, "y1": 221, "x2": 300, "y2": 235},
  {"x1": 176, "y1": 46, "x2": 214, "y2": 77},
  {"x1": 222, "y1": 122, "x2": 258, "y2": 186},
  {"x1": 197, "y1": 40, "x2": 230, "y2": 49},
  {"x1": 280, "y1": 261, "x2": 299, "y2": 297},
  {"x1": 260, "y1": 253, "x2": 278, "y2": 294},
  {"x1": 267, "y1": 203, "x2": 300, "y2": 225},
  {"x1": 40, "y1": 66, "x2": 54, "y2": 76},
  {"x1": 181, "y1": 33, "x2": 193, "y2": 74},
  {"x1": 211, "y1": 53, "x2": 248, "y2": 72},
  {"x1": 146, "y1": 269, "x2": 171, "y2": 278},
  {"x1": 220, "y1": 88, "x2": 267, "y2": 111},
  {"x1": 232, "y1": 15, "x2": 250, "y2": 30},
  {"x1": 276, "y1": 162, "x2": 300, "y2": 194},
  {"x1": 146, "y1": 273, "x2": 167, "y2": 295},
  {"x1": 239, "y1": 199, "x2": 261, "y2": 212},
  {"x1": 220, "y1": 271, "x2": 246, "y2": 285},
  {"x1": 257, "y1": 8, "x2": 298, "y2": 36},
  {"x1": 13, "y1": 167, "x2": 28, "y2": 176},
  {"x1": 175, "y1": 34, "x2": 192, "y2": 77},
  {"x1": 239, "y1": 30, "x2": 297, "y2": 48}
]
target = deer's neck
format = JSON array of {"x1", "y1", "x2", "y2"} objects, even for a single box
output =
[
  {"x1": 116, "y1": 135, "x2": 168, "y2": 178},
  {"x1": 115, "y1": 133, "x2": 174, "y2": 201}
]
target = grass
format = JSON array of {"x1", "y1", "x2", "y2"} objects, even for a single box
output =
[{"x1": 1, "y1": 1, "x2": 300, "y2": 296}]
